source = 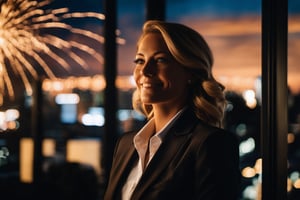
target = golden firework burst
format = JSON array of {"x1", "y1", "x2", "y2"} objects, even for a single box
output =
[{"x1": 0, "y1": 0, "x2": 118, "y2": 104}]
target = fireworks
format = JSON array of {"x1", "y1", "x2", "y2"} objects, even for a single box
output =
[{"x1": 0, "y1": 0, "x2": 117, "y2": 104}]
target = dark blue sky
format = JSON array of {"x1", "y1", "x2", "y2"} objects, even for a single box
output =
[
  {"x1": 50, "y1": 0, "x2": 300, "y2": 32},
  {"x1": 52, "y1": 0, "x2": 300, "y2": 17},
  {"x1": 168, "y1": 0, "x2": 300, "y2": 15}
]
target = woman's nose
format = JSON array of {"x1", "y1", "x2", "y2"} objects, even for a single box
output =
[{"x1": 141, "y1": 60, "x2": 155, "y2": 77}]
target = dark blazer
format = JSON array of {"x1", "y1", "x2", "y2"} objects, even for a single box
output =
[{"x1": 104, "y1": 108, "x2": 240, "y2": 200}]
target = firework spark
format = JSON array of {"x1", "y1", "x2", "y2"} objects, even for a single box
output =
[{"x1": 0, "y1": 0, "x2": 120, "y2": 104}]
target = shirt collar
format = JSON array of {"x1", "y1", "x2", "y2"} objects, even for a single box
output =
[{"x1": 133, "y1": 106, "x2": 187, "y2": 146}]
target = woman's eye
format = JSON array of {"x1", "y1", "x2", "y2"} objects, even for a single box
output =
[
  {"x1": 156, "y1": 57, "x2": 167, "y2": 63},
  {"x1": 134, "y1": 58, "x2": 144, "y2": 65}
]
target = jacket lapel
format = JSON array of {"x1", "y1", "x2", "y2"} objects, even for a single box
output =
[
  {"x1": 106, "y1": 133, "x2": 138, "y2": 199},
  {"x1": 131, "y1": 108, "x2": 198, "y2": 199}
]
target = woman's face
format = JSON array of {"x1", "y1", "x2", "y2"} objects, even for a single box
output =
[{"x1": 134, "y1": 33, "x2": 190, "y2": 107}]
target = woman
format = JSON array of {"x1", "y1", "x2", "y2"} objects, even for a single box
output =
[{"x1": 104, "y1": 20, "x2": 240, "y2": 200}]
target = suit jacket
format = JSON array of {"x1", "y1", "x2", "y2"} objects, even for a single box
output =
[{"x1": 104, "y1": 108, "x2": 240, "y2": 200}]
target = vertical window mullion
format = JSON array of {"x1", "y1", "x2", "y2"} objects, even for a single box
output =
[
  {"x1": 261, "y1": 0, "x2": 288, "y2": 199},
  {"x1": 103, "y1": 0, "x2": 118, "y2": 187},
  {"x1": 146, "y1": 0, "x2": 166, "y2": 21}
]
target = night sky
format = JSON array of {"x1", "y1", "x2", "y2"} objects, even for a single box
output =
[{"x1": 6, "y1": 0, "x2": 300, "y2": 93}]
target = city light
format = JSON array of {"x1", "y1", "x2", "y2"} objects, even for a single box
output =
[
  {"x1": 81, "y1": 113, "x2": 105, "y2": 127},
  {"x1": 66, "y1": 139, "x2": 102, "y2": 175},
  {"x1": 55, "y1": 93, "x2": 80, "y2": 105},
  {"x1": 0, "y1": 146, "x2": 9, "y2": 167},
  {"x1": 81, "y1": 107, "x2": 105, "y2": 127},
  {"x1": 239, "y1": 137, "x2": 255, "y2": 156},
  {"x1": 20, "y1": 138, "x2": 34, "y2": 183},
  {"x1": 242, "y1": 89, "x2": 257, "y2": 109},
  {"x1": 0, "y1": 108, "x2": 20, "y2": 132}
]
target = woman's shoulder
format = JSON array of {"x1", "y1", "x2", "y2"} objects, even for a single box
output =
[
  {"x1": 192, "y1": 121, "x2": 240, "y2": 165},
  {"x1": 192, "y1": 120, "x2": 238, "y2": 147}
]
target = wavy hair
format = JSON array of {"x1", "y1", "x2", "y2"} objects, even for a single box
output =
[{"x1": 132, "y1": 20, "x2": 226, "y2": 127}]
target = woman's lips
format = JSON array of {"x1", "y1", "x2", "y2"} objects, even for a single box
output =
[{"x1": 140, "y1": 82, "x2": 163, "y2": 88}]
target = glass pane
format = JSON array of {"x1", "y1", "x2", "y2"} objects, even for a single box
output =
[
  {"x1": 288, "y1": 0, "x2": 300, "y2": 198},
  {"x1": 166, "y1": 0, "x2": 261, "y2": 199},
  {"x1": 0, "y1": 0, "x2": 104, "y2": 198}
]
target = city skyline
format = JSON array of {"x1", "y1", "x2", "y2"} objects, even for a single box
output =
[
  {"x1": 117, "y1": 0, "x2": 300, "y2": 93},
  {"x1": 1, "y1": 0, "x2": 299, "y2": 103}
]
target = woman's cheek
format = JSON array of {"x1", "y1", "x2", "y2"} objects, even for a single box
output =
[{"x1": 133, "y1": 71, "x2": 139, "y2": 86}]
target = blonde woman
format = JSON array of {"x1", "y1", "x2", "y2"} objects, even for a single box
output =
[{"x1": 104, "y1": 20, "x2": 240, "y2": 200}]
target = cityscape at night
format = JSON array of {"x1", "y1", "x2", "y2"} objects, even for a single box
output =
[{"x1": 0, "y1": 0, "x2": 299, "y2": 199}]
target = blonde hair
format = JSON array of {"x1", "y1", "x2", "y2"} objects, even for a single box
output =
[{"x1": 132, "y1": 20, "x2": 226, "y2": 127}]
